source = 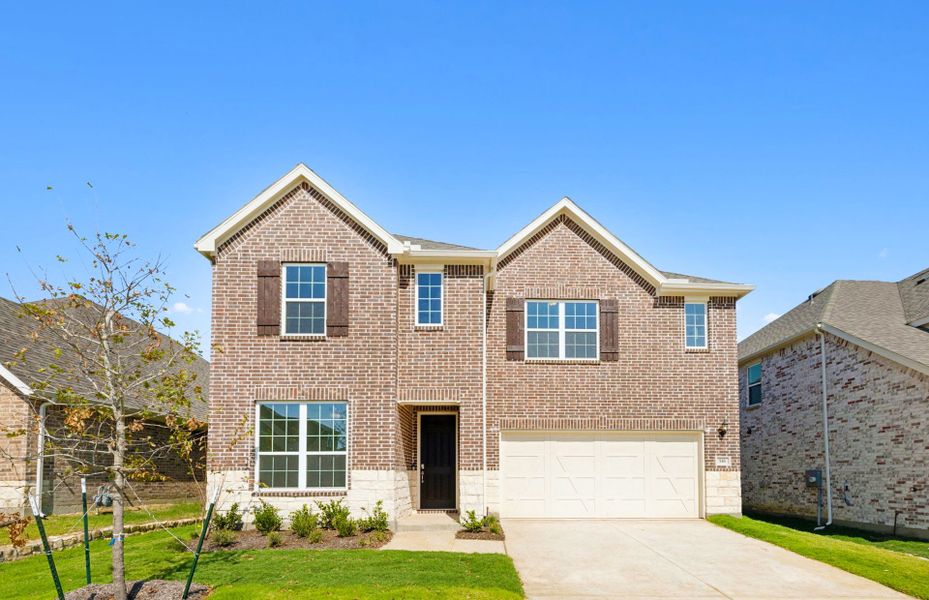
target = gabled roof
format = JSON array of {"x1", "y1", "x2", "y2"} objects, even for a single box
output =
[
  {"x1": 898, "y1": 267, "x2": 929, "y2": 327},
  {"x1": 739, "y1": 271, "x2": 929, "y2": 376},
  {"x1": 0, "y1": 296, "x2": 210, "y2": 420},
  {"x1": 195, "y1": 164, "x2": 752, "y2": 297}
]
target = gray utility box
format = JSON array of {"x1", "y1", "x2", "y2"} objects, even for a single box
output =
[{"x1": 805, "y1": 469, "x2": 822, "y2": 488}]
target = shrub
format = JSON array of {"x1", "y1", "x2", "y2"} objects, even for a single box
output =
[
  {"x1": 358, "y1": 500, "x2": 389, "y2": 533},
  {"x1": 213, "y1": 503, "x2": 244, "y2": 531},
  {"x1": 461, "y1": 510, "x2": 484, "y2": 533},
  {"x1": 316, "y1": 499, "x2": 350, "y2": 530},
  {"x1": 211, "y1": 529, "x2": 237, "y2": 548},
  {"x1": 308, "y1": 529, "x2": 324, "y2": 544},
  {"x1": 290, "y1": 504, "x2": 318, "y2": 538},
  {"x1": 267, "y1": 531, "x2": 284, "y2": 547},
  {"x1": 335, "y1": 515, "x2": 357, "y2": 537},
  {"x1": 253, "y1": 501, "x2": 283, "y2": 534},
  {"x1": 485, "y1": 515, "x2": 502, "y2": 535}
]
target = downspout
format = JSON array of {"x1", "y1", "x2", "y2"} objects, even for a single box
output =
[
  {"x1": 481, "y1": 267, "x2": 489, "y2": 515},
  {"x1": 35, "y1": 401, "x2": 52, "y2": 504},
  {"x1": 814, "y1": 326, "x2": 833, "y2": 530}
]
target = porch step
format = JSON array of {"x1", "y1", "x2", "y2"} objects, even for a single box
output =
[{"x1": 395, "y1": 512, "x2": 461, "y2": 532}]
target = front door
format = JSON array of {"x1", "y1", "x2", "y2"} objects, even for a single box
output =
[{"x1": 420, "y1": 414, "x2": 456, "y2": 509}]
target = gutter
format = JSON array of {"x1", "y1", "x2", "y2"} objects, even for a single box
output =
[
  {"x1": 814, "y1": 325, "x2": 833, "y2": 530},
  {"x1": 481, "y1": 269, "x2": 489, "y2": 515},
  {"x1": 35, "y1": 401, "x2": 52, "y2": 502}
]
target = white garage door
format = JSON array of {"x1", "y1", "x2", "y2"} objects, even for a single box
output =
[{"x1": 500, "y1": 432, "x2": 701, "y2": 518}]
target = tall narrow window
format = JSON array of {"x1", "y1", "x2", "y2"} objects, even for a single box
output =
[
  {"x1": 416, "y1": 271, "x2": 443, "y2": 326},
  {"x1": 283, "y1": 264, "x2": 326, "y2": 335},
  {"x1": 747, "y1": 363, "x2": 762, "y2": 406},
  {"x1": 526, "y1": 300, "x2": 599, "y2": 360},
  {"x1": 685, "y1": 302, "x2": 707, "y2": 349},
  {"x1": 257, "y1": 402, "x2": 348, "y2": 490}
]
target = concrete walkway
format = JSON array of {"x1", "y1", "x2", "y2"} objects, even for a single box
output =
[
  {"x1": 382, "y1": 512, "x2": 505, "y2": 554},
  {"x1": 504, "y1": 519, "x2": 910, "y2": 599}
]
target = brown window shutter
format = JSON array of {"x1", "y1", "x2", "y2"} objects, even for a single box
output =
[
  {"x1": 257, "y1": 260, "x2": 281, "y2": 336},
  {"x1": 326, "y1": 262, "x2": 349, "y2": 337},
  {"x1": 505, "y1": 297, "x2": 524, "y2": 361},
  {"x1": 600, "y1": 299, "x2": 618, "y2": 361}
]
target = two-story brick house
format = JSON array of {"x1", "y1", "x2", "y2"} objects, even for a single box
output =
[{"x1": 196, "y1": 164, "x2": 753, "y2": 522}]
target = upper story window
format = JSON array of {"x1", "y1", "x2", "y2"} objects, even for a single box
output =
[
  {"x1": 747, "y1": 363, "x2": 762, "y2": 406},
  {"x1": 685, "y1": 302, "x2": 707, "y2": 349},
  {"x1": 283, "y1": 264, "x2": 326, "y2": 335},
  {"x1": 257, "y1": 402, "x2": 348, "y2": 490},
  {"x1": 526, "y1": 300, "x2": 598, "y2": 360},
  {"x1": 416, "y1": 271, "x2": 443, "y2": 326}
]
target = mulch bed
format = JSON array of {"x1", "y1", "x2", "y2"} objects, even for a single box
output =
[
  {"x1": 456, "y1": 530, "x2": 506, "y2": 541},
  {"x1": 64, "y1": 580, "x2": 209, "y2": 599},
  {"x1": 203, "y1": 528, "x2": 392, "y2": 551}
]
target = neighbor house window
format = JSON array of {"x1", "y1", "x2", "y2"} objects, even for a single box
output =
[
  {"x1": 747, "y1": 363, "x2": 762, "y2": 406},
  {"x1": 283, "y1": 264, "x2": 326, "y2": 335},
  {"x1": 257, "y1": 402, "x2": 348, "y2": 490},
  {"x1": 416, "y1": 271, "x2": 443, "y2": 326},
  {"x1": 684, "y1": 302, "x2": 707, "y2": 349},
  {"x1": 526, "y1": 300, "x2": 598, "y2": 360}
]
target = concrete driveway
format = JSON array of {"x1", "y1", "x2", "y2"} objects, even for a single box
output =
[{"x1": 504, "y1": 520, "x2": 909, "y2": 599}]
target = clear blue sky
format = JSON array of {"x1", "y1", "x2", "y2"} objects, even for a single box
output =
[{"x1": 2, "y1": 2, "x2": 927, "y2": 351}]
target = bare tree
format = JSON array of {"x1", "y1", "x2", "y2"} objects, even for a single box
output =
[{"x1": 4, "y1": 227, "x2": 205, "y2": 600}]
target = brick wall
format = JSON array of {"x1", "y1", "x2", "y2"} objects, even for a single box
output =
[
  {"x1": 487, "y1": 215, "x2": 740, "y2": 476},
  {"x1": 0, "y1": 381, "x2": 32, "y2": 512},
  {"x1": 740, "y1": 332, "x2": 929, "y2": 537}
]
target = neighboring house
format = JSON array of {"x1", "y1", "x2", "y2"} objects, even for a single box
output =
[
  {"x1": 738, "y1": 269, "x2": 929, "y2": 539},
  {"x1": 0, "y1": 297, "x2": 209, "y2": 515},
  {"x1": 196, "y1": 163, "x2": 753, "y2": 522}
]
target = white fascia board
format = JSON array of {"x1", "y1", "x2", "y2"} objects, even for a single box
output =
[
  {"x1": 658, "y1": 282, "x2": 755, "y2": 298},
  {"x1": 0, "y1": 364, "x2": 33, "y2": 396},
  {"x1": 909, "y1": 315, "x2": 929, "y2": 329},
  {"x1": 194, "y1": 164, "x2": 405, "y2": 258},
  {"x1": 496, "y1": 198, "x2": 668, "y2": 287},
  {"x1": 819, "y1": 323, "x2": 929, "y2": 377}
]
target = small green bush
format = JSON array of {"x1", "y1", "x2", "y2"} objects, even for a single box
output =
[
  {"x1": 253, "y1": 500, "x2": 283, "y2": 534},
  {"x1": 461, "y1": 510, "x2": 484, "y2": 533},
  {"x1": 290, "y1": 504, "x2": 318, "y2": 538},
  {"x1": 308, "y1": 529, "x2": 324, "y2": 544},
  {"x1": 358, "y1": 500, "x2": 389, "y2": 532},
  {"x1": 213, "y1": 503, "x2": 244, "y2": 531},
  {"x1": 211, "y1": 528, "x2": 237, "y2": 547},
  {"x1": 316, "y1": 499, "x2": 350, "y2": 530},
  {"x1": 267, "y1": 531, "x2": 284, "y2": 547},
  {"x1": 335, "y1": 515, "x2": 357, "y2": 537},
  {"x1": 486, "y1": 515, "x2": 502, "y2": 536}
]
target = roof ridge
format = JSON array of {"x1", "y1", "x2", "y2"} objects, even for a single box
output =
[{"x1": 819, "y1": 280, "x2": 841, "y2": 326}]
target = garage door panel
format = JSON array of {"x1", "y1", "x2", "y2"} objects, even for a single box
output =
[{"x1": 501, "y1": 432, "x2": 700, "y2": 519}]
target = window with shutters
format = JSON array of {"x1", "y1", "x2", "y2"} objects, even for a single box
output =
[
  {"x1": 526, "y1": 300, "x2": 599, "y2": 360},
  {"x1": 282, "y1": 264, "x2": 326, "y2": 335},
  {"x1": 256, "y1": 402, "x2": 348, "y2": 490}
]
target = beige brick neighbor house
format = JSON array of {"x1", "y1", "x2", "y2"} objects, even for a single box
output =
[
  {"x1": 196, "y1": 163, "x2": 753, "y2": 523},
  {"x1": 739, "y1": 269, "x2": 929, "y2": 539}
]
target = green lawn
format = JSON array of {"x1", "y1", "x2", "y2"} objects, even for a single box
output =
[
  {"x1": 710, "y1": 514, "x2": 929, "y2": 599},
  {"x1": 0, "y1": 525, "x2": 524, "y2": 599},
  {"x1": 23, "y1": 501, "x2": 203, "y2": 540}
]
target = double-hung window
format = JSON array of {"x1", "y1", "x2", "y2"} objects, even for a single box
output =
[
  {"x1": 526, "y1": 300, "x2": 598, "y2": 360},
  {"x1": 684, "y1": 302, "x2": 707, "y2": 349},
  {"x1": 747, "y1": 363, "x2": 762, "y2": 406},
  {"x1": 283, "y1": 264, "x2": 326, "y2": 335},
  {"x1": 416, "y1": 271, "x2": 443, "y2": 326},
  {"x1": 257, "y1": 402, "x2": 348, "y2": 490}
]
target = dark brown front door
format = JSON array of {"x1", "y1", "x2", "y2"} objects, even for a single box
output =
[{"x1": 420, "y1": 414, "x2": 456, "y2": 509}]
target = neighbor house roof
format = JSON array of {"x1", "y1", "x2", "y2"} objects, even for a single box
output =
[
  {"x1": 0, "y1": 296, "x2": 209, "y2": 421},
  {"x1": 739, "y1": 269, "x2": 929, "y2": 376},
  {"x1": 195, "y1": 163, "x2": 753, "y2": 298}
]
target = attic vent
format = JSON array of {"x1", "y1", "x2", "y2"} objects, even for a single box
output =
[
  {"x1": 808, "y1": 287, "x2": 826, "y2": 302},
  {"x1": 917, "y1": 278, "x2": 927, "y2": 286}
]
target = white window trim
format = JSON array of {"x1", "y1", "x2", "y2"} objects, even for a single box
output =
[
  {"x1": 281, "y1": 263, "x2": 327, "y2": 337},
  {"x1": 747, "y1": 363, "x2": 763, "y2": 407},
  {"x1": 684, "y1": 301, "x2": 708, "y2": 350},
  {"x1": 254, "y1": 401, "x2": 349, "y2": 492},
  {"x1": 525, "y1": 299, "x2": 599, "y2": 361},
  {"x1": 414, "y1": 265, "x2": 444, "y2": 328}
]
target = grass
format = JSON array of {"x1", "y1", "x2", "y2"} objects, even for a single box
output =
[
  {"x1": 709, "y1": 513, "x2": 929, "y2": 599},
  {"x1": 21, "y1": 501, "x2": 203, "y2": 540},
  {"x1": 0, "y1": 525, "x2": 524, "y2": 599}
]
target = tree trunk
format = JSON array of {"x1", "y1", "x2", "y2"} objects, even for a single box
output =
[{"x1": 111, "y1": 413, "x2": 127, "y2": 600}]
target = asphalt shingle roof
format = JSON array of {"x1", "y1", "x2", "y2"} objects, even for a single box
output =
[
  {"x1": 738, "y1": 270, "x2": 929, "y2": 370},
  {"x1": 0, "y1": 296, "x2": 209, "y2": 421},
  {"x1": 391, "y1": 234, "x2": 484, "y2": 251}
]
